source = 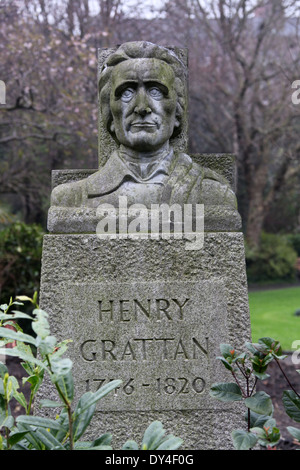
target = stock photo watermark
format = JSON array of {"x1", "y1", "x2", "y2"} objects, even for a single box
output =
[
  {"x1": 0, "y1": 80, "x2": 5, "y2": 104},
  {"x1": 291, "y1": 80, "x2": 300, "y2": 105},
  {"x1": 291, "y1": 340, "x2": 300, "y2": 365},
  {"x1": 95, "y1": 196, "x2": 205, "y2": 251}
]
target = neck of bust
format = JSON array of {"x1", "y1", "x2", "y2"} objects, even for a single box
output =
[{"x1": 119, "y1": 141, "x2": 171, "y2": 164}]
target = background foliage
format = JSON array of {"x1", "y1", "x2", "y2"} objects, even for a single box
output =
[{"x1": 0, "y1": 222, "x2": 43, "y2": 302}]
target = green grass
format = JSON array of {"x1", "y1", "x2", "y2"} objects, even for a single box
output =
[{"x1": 249, "y1": 286, "x2": 300, "y2": 351}]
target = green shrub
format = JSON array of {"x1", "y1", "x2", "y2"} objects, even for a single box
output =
[
  {"x1": 245, "y1": 232, "x2": 297, "y2": 283},
  {"x1": 0, "y1": 222, "x2": 44, "y2": 301},
  {"x1": 210, "y1": 337, "x2": 300, "y2": 450},
  {"x1": 286, "y1": 233, "x2": 300, "y2": 256}
]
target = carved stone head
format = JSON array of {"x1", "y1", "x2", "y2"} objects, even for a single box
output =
[{"x1": 98, "y1": 42, "x2": 187, "y2": 152}]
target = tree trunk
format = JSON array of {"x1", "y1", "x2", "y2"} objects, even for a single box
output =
[{"x1": 245, "y1": 162, "x2": 268, "y2": 247}]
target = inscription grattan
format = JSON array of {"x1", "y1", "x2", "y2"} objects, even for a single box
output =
[
  {"x1": 80, "y1": 336, "x2": 208, "y2": 361},
  {"x1": 63, "y1": 280, "x2": 228, "y2": 411}
]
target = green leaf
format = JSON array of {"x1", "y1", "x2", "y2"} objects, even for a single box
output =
[
  {"x1": 216, "y1": 357, "x2": 233, "y2": 371},
  {"x1": 210, "y1": 382, "x2": 243, "y2": 402},
  {"x1": 8, "y1": 430, "x2": 29, "y2": 447},
  {"x1": 91, "y1": 433, "x2": 112, "y2": 447},
  {"x1": 245, "y1": 391, "x2": 273, "y2": 416},
  {"x1": 51, "y1": 358, "x2": 72, "y2": 377},
  {"x1": 256, "y1": 337, "x2": 286, "y2": 359},
  {"x1": 50, "y1": 339, "x2": 72, "y2": 360},
  {"x1": 122, "y1": 440, "x2": 139, "y2": 450},
  {"x1": 251, "y1": 418, "x2": 280, "y2": 447},
  {"x1": 283, "y1": 390, "x2": 300, "y2": 422},
  {"x1": 252, "y1": 370, "x2": 270, "y2": 380},
  {"x1": 245, "y1": 342, "x2": 258, "y2": 354},
  {"x1": 141, "y1": 421, "x2": 165, "y2": 450},
  {"x1": 0, "y1": 362, "x2": 8, "y2": 379},
  {"x1": 36, "y1": 335, "x2": 57, "y2": 355},
  {"x1": 15, "y1": 296, "x2": 33, "y2": 303},
  {"x1": 32, "y1": 309, "x2": 50, "y2": 339},
  {"x1": 23, "y1": 373, "x2": 44, "y2": 396},
  {"x1": 16, "y1": 415, "x2": 67, "y2": 432},
  {"x1": 73, "y1": 441, "x2": 92, "y2": 450},
  {"x1": 156, "y1": 436, "x2": 183, "y2": 450},
  {"x1": 140, "y1": 421, "x2": 183, "y2": 450},
  {"x1": 88, "y1": 444, "x2": 112, "y2": 450},
  {"x1": 17, "y1": 341, "x2": 35, "y2": 361},
  {"x1": 12, "y1": 390, "x2": 28, "y2": 412},
  {"x1": 73, "y1": 393, "x2": 96, "y2": 441},
  {"x1": 5, "y1": 375, "x2": 20, "y2": 402},
  {"x1": 73, "y1": 441, "x2": 113, "y2": 450},
  {"x1": 0, "y1": 327, "x2": 36, "y2": 346},
  {"x1": 232, "y1": 429, "x2": 258, "y2": 450},
  {"x1": 287, "y1": 426, "x2": 300, "y2": 442},
  {"x1": 50, "y1": 410, "x2": 68, "y2": 442},
  {"x1": 76, "y1": 380, "x2": 122, "y2": 414},
  {"x1": 0, "y1": 415, "x2": 14, "y2": 430},
  {"x1": 0, "y1": 312, "x2": 32, "y2": 322},
  {"x1": 28, "y1": 427, "x2": 65, "y2": 450},
  {"x1": 50, "y1": 358, "x2": 74, "y2": 403},
  {"x1": 17, "y1": 423, "x2": 44, "y2": 450},
  {"x1": 0, "y1": 348, "x2": 49, "y2": 372},
  {"x1": 246, "y1": 410, "x2": 271, "y2": 429},
  {"x1": 220, "y1": 343, "x2": 235, "y2": 357}
]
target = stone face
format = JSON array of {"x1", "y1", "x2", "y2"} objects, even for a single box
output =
[{"x1": 97, "y1": 45, "x2": 189, "y2": 166}]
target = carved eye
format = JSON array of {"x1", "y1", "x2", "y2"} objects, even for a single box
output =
[
  {"x1": 121, "y1": 88, "x2": 135, "y2": 102},
  {"x1": 148, "y1": 87, "x2": 164, "y2": 99}
]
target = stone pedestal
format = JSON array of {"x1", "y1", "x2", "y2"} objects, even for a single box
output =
[
  {"x1": 37, "y1": 41, "x2": 251, "y2": 450},
  {"x1": 39, "y1": 231, "x2": 251, "y2": 450}
]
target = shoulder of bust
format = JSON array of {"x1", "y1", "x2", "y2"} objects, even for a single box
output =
[
  {"x1": 51, "y1": 179, "x2": 85, "y2": 207},
  {"x1": 177, "y1": 152, "x2": 233, "y2": 184},
  {"x1": 177, "y1": 152, "x2": 237, "y2": 208}
]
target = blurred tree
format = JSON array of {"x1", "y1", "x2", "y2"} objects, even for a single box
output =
[
  {"x1": 0, "y1": 0, "x2": 149, "y2": 225},
  {"x1": 0, "y1": 0, "x2": 299, "y2": 246},
  {"x1": 160, "y1": 0, "x2": 300, "y2": 246}
]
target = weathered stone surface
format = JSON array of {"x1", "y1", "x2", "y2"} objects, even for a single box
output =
[
  {"x1": 51, "y1": 154, "x2": 236, "y2": 191},
  {"x1": 38, "y1": 41, "x2": 251, "y2": 450},
  {"x1": 38, "y1": 233, "x2": 250, "y2": 449}
]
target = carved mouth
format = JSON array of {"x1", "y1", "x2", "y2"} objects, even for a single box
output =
[{"x1": 131, "y1": 122, "x2": 157, "y2": 128}]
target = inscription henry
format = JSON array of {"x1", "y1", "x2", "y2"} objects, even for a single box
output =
[{"x1": 98, "y1": 297, "x2": 190, "y2": 322}]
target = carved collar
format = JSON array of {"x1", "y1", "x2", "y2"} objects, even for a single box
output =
[{"x1": 86, "y1": 148, "x2": 176, "y2": 198}]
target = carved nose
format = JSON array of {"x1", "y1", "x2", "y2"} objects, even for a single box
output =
[{"x1": 134, "y1": 106, "x2": 151, "y2": 117}]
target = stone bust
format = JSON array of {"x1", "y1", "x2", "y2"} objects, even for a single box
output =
[{"x1": 49, "y1": 41, "x2": 240, "y2": 231}]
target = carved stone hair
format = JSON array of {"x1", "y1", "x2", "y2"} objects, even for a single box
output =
[{"x1": 98, "y1": 41, "x2": 187, "y2": 140}]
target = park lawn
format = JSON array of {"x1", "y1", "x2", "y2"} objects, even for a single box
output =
[{"x1": 249, "y1": 286, "x2": 300, "y2": 352}]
